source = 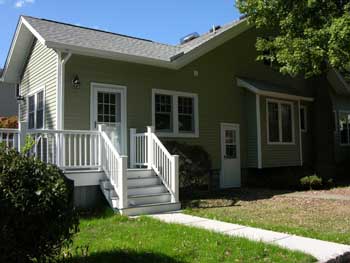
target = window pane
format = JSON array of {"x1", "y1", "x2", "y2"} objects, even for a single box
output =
[
  {"x1": 339, "y1": 113, "x2": 349, "y2": 144},
  {"x1": 300, "y1": 107, "x2": 306, "y2": 131},
  {"x1": 155, "y1": 94, "x2": 172, "y2": 132},
  {"x1": 268, "y1": 102, "x2": 279, "y2": 142},
  {"x1": 37, "y1": 91, "x2": 44, "y2": 110},
  {"x1": 28, "y1": 112, "x2": 35, "y2": 129},
  {"x1": 36, "y1": 109, "x2": 44, "y2": 129},
  {"x1": 29, "y1": 95, "x2": 35, "y2": 112},
  {"x1": 178, "y1": 96, "x2": 194, "y2": 132},
  {"x1": 281, "y1": 103, "x2": 293, "y2": 142},
  {"x1": 225, "y1": 145, "x2": 237, "y2": 159},
  {"x1": 155, "y1": 113, "x2": 172, "y2": 131}
]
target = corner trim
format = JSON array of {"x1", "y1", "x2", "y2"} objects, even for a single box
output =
[{"x1": 256, "y1": 94, "x2": 262, "y2": 169}]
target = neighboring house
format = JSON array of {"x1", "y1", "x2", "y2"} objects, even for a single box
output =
[
  {"x1": 0, "y1": 69, "x2": 18, "y2": 117},
  {"x1": 1, "y1": 16, "x2": 350, "y2": 214}
]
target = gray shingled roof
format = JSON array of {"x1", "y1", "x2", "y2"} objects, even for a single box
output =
[{"x1": 23, "y1": 16, "x2": 242, "y2": 62}]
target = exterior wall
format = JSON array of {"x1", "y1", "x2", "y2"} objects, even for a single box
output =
[
  {"x1": 301, "y1": 101, "x2": 314, "y2": 166},
  {"x1": 260, "y1": 96, "x2": 301, "y2": 167},
  {"x1": 0, "y1": 82, "x2": 18, "y2": 117},
  {"x1": 331, "y1": 92, "x2": 350, "y2": 163},
  {"x1": 64, "y1": 28, "x2": 312, "y2": 170},
  {"x1": 243, "y1": 90, "x2": 258, "y2": 167},
  {"x1": 19, "y1": 39, "x2": 58, "y2": 129}
]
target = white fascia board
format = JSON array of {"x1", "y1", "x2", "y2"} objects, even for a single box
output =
[
  {"x1": 237, "y1": 78, "x2": 315, "y2": 102},
  {"x1": 21, "y1": 17, "x2": 46, "y2": 46}
]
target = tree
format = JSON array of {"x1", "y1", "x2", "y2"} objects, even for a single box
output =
[{"x1": 236, "y1": 0, "x2": 350, "y2": 79}]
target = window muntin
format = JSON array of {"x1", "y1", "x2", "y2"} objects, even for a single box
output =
[
  {"x1": 267, "y1": 100, "x2": 294, "y2": 144},
  {"x1": 155, "y1": 94, "x2": 173, "y2": 132},
  {"x1": 300, "y1": 106, "x2": 307, "y2": 132},
  {"x1": 178, "y1": 96, "x2": 194, "y2": 133},
  {"x1": 27, "y1": 90, "x2": 45, "y2": 129},
  {"x1": 339, "y1": 112, "x2": 350, "y2": 145},
  {"x1": 224, "y1": 130, "x2": 237, "y2": 159},
  {"x1": 153, "y1": 89, "x2": 198, "y2": 137}
]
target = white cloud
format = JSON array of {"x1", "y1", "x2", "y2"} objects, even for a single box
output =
[{"x1": 14, "y1": 0, "x2": 35, "y2": 8}]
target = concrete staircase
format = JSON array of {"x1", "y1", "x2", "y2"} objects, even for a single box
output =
[{"x1": 100, "y1": 168, "x2": 181, "y2": 216}]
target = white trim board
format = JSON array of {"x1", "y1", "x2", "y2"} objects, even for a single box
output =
[
  {"x1": 256, "y1": 94, "x2": 262, "y2": 169},
  {"x1": 151, "y1": 88, "x2": 199, "y2": 138},
  {"x1": 90, "y1": 82, "x2": 128, "y2": 155},
  {"x1": 237, "y1": 78, "x2": 315, "y2": 102}
]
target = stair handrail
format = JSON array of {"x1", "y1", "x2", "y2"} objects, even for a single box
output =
[
  {"x1": 98, "y1": 125, "x2": 128, "y2": 209},
  {"x1": 147, "y1": 126, "x2": 179, "y2": 203}
]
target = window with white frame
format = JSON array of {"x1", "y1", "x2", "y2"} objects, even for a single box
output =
[
  {"x1": 28, "y1": 90, "x2": 45, "y2": 129},
  {"x1": 153, "y1": 89, "x2": 198, "y2": 137},
  {"x1": 339, "y1": 111, "x2": 350, "y2": 145},
  {"x1": 300, "y1": 105, "x2": 307, "y2": 132},
  {"x1": 267, "y1": 99, "x2": 294, "y2": 144}
]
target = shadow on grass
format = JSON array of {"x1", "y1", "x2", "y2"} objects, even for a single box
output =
[
  {"x1": 61, "y1": 250, "x2": 184, "y2": 263},
  {"x1": 181, "y1": 188, "x2": 295, "y2": 209}
]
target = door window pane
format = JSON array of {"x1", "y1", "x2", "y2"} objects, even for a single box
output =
[
  {"x1": 225, "y1": 129, "x2": 237, "y2": 159},
  {"x1": 268, "y1": 102, "x2": 279, "y2": 142},
  {"x1": 281, "y1": 103, "x2": 292, "y2": 143},
  {"x1": 155, "y1": 94, "x2": 173, "y2": 132}
]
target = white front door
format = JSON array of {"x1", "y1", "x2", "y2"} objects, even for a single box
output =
[
  {"x1": 91, "y1": 83, "x2": 127, "y2": 154},
  {"x1": 220, "y1": 123, "x2": 241, "y2": 188}
]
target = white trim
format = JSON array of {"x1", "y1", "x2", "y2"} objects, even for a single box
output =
[
  {"x1": 237, "y1": 78, "x2": 314, "y2": 102},
  {"x1": 90, "y1": 82, "x2": 128, "y2": 155},
  {"x1": 21, "y1": 17, "x2": 46, "y2": 45},
  {"x1": 266, "y1": 98, "x2": 295, "y2": 145},
  {"x1": 27, "y1": 86, "x2": 46, "y2": 130},
  {"x1": 256, "y1": 95, "x2": 262, "y2": 169},
  {"x1": 151, "y1": 89, "x2": 199, "y2": 138},
  {"x1": 220, "y1": 122, "x2": 241, "y2": 188},
  {"x1": 298, "y1": 101, "x2": 303, "y2": 166},
  {"x1": 338, "y1": 110, "x2": 350, "y2": 147},
  {"x1": 300, "y1": 105, "x2": 308, "y2": 132}
]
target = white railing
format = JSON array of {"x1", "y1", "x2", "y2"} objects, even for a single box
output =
[
  {"x1": 0, "y1": 128, "x2": 20, "y2": 151},
  {"x1": 131, "y1": 126, "x2": 179, "y2": 203},
  {"x1": 99, "y1": 125, "x2": 128, "y2": 209}
]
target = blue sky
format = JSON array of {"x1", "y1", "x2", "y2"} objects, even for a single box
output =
[{"x1": 0, "y1": 0, "x2": 240, "y2": 67}]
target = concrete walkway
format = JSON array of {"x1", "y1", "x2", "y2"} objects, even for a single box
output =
[{"x1": 150, "y1": 213, "x2": 350, "y2": 262}]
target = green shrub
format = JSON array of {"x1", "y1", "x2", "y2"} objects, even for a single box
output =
[
  {"x1": 300, "y1": 175, "x2": 323, "y2": 190},
  {"x1": 0, "y1": 145, "x2": 79, "y2": 263},
  {"x1": 164, "y1": 141, "x2": 212, "y2": 193}
]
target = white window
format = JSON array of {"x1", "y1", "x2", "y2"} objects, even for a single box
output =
[
  {"x1": 339, "y1": 111, "x2": 350, "y2": 145},
  {"x1": 152, "y1": 89, "x2": 199, "y2": 137},
  {"x1": 27, "y1": 90, "x2": 45, "y2": 129},
  {"x1": 267, "y1": 99, "x2": 294, "y2": 144},
  {"x1": 300, "y1": 105, "x2": 307, "y2": 132}
]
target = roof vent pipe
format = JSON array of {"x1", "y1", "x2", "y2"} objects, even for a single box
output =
[{"x1": 180, "y1": 32, "x2": 200, "y2": 44}]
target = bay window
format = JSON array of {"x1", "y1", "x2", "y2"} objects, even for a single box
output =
[{"x1": 267, "y1": 99, "x2": 294, "y2": 144}]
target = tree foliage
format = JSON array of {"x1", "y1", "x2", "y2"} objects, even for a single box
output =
[{"x1": 237, "y1": 0, "x2": 350, "y2": 79}]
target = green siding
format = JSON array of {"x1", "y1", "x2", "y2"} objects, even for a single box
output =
[
  {"x1": 260, "y1": 96, "x2": 301, "y2": 167},
  {"x1": 20, "y1": 39, "x2": 58, "y2": 129},
  {"x1": 64, "y1": 28, "x2": 312, "y2": 170}
]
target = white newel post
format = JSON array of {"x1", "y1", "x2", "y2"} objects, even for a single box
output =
[
  {"x1": 18, "y1": 121, "x2": 27, "y2": 152},
  {"x1": 130, "y1": 128, "x2": 136, "y2": 168},
  {"x1": 119, "y1": 156, "x2": 128, "y2": 209},
  {"x1": 147, "y1": 126, "x2": 154, "y2": 169},
  {"x1": 171, "y1": 155, "x2": 179, "y2": 203}
]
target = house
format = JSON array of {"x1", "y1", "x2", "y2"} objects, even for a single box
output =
[
  {"x1": 0, "y1": 69, "x2": 18, "y2": 118},
  {"x1": 1, "y1": 15, "x2": 350, "y2": 214}
]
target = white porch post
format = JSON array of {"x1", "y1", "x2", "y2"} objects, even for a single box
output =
[
  {"x1": 130, "y1": 128, "x2": 136, "y2": 168},
  {"x1": 171, "y1": 155, "x2": 179, "y2": 203},
  {"x1": 18, "y1": 121, "x2": 27, "y2": 151},
  {"x1": 119, "y1": 156, "x2": 128, "y2": 209},
  {"x1": 98, "y1": 124, "x2": 106, "y2": 170},
  {"x1": 147, "y1": 126, "x2": 154, "y2": 169}
]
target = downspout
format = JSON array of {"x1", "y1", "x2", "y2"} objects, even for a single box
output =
[{"x1": 56, "y1": 51, "x2": 72, "y2": 130}]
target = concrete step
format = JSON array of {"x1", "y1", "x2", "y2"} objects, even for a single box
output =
[
  {"x1": 120, "y1": 202, "x2": 181, "y2": 216},
  {"x1": 127, "y1": 169, "x2": 154, "y2": 179},
  {"x1": 128, "y1": 193, "x2": 171, "y2": 206},
  {"x1": 127, "y1": 176, "x2": 161, "y2": 188},
  {"x1": 128, "y1": 185, "x2": 167, "y2": 196}
]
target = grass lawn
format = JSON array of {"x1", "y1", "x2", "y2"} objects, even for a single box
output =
[
  {"x1": 184, "y1": 187, "x2": 350, "y2": 245},
  {"x1": 62, "y1": 208, "x2": 315, "y2": 263}
]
